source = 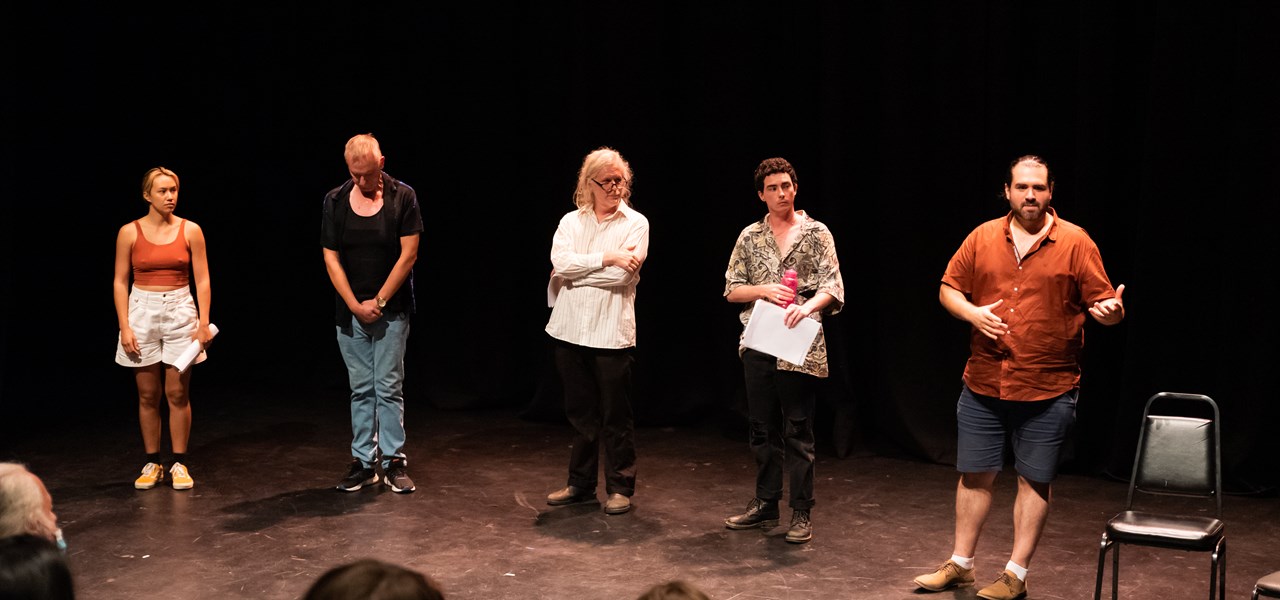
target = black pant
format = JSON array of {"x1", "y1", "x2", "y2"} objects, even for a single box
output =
[
  {"x1": 741, "y1": 349, "x2": 817, "y2": 510},
  {"x1": 554, "y1": 342, "x2": 637, "y2": 497}
]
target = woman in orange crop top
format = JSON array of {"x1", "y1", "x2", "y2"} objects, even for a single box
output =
[{"x1": 112, "y1": 166, "x2": 212, "y2": 492}]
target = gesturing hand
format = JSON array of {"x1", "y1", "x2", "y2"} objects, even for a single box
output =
[
  {"x1": 970, "y1": 299, "x2": 1009, "y2": 340},
  {"x1": 1089, "y1": 283, "x2": 1126, "y2": 325}
]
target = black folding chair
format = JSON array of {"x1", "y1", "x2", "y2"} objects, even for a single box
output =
[
  {"x1": 1255, "y1": 570, "x2": 1280, "y2": 599},
  {"x1": 1093, "y1": 392, "x2": 1225, "y2": 600}
]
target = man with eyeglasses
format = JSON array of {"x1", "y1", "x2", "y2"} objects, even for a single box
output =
[
  {"x1": 544, "y1": 147, "x2": 649, "y2": 516},
  {"x1": 914, "y1": 155, "x2": 1125, "y2": 600},
  {"x1": 723, "y1": 157, "x2": 844, "y2": 544}
]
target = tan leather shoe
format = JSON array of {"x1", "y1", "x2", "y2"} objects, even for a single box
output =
[
  {"x1": 913, "y1": 559, "x2": 975, "y2": 592},
  {"x1": 546, "y1": 486, "x2": 595, "y2": 506},
  {"x1": 604, "y1": 493, "x2": 632, "y2": 515},
  {"x1": 976, "y1": 570, "x2": 1026, "y2": 600}
]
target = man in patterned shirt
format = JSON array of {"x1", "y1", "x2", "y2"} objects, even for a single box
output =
[{"x1": 723, "y1": 157, "x2": 845, "y2": 544}]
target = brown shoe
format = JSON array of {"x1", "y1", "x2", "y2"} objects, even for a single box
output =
[
  {"x1": 546, "y1": 486, "x2": 595, "y2": 506},
  {"x1": 976, "y1": 570, "x2": 1026, "y2": 600},
  {"x1": 913, "y1": 559, "x2": 975, "y2": 592},
  {"x1": 604, "y1": 493, "x2": 632, "y2": 515}
]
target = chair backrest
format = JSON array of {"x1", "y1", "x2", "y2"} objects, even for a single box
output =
[{"x1": 1125, "y1": 392, "x2": 1222, "y2": 516}]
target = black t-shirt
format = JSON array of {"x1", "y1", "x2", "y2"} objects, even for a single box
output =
[{"x1": 321, "y1": 173, "x2": 424, "y2": 325}]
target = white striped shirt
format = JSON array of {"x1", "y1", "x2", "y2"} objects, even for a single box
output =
[{"x1": 545, "y1": 203, "x2": 650, "y2": 349}]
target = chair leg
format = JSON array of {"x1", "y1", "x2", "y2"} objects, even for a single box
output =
[
  {"x1": 1112, "y1": 542, "x2": 1121, "y2": 599},
  {"x1": 1208, "y1": 537, "x2": 1227, "y2": 600},
  {"x1": 1218, "y1": 538, "x2": 1226, "y2": 600},
  {"x1": 1209, "y1": 551, "x2": 1217, "y2": 600},
  {"x1": 1094, "y1": 535, "x2": 1111, "y2": 600}
]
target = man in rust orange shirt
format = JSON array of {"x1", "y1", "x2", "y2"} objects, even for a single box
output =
[{"x1": 914, "y1": 155, "x2": 1126, "y2": 600}]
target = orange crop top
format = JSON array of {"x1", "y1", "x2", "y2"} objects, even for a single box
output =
[{"x1": 132, "y1": 219, "x2": 191, "y2": 287}]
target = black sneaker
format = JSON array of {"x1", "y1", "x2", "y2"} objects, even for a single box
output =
[
  {"x1": 336, "y1": 459, "x2": 378, "y2": 492},
  {"x1": 785, "y1": 509, "x2": 812, "y2": 543},
  {"x1": 725, "y1": 498, "x2": 780, "y2": 530},
  {"x1": 384, "y1": 458, "x2": 416, "y2": 493}
]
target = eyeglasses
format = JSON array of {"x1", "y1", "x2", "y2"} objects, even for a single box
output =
[{"x1": 591, "y1": 177, "x2": 630, "y2": 192}]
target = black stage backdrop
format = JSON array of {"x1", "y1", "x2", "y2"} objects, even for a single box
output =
[{"x1": 3, "y1": 3, "x2": 1277, "y2": 493}]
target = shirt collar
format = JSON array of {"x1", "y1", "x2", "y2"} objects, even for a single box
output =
[
  {"x1": 756, "y1": 209, "x2": 810, "y2": 229},
  {"x1": 581, "y1": 201, "x2": 636, "y2": 222}
]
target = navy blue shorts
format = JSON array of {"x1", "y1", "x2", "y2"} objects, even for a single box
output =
[{"x1": 955, "y1": 384, "x2": 1078, "y2": 483}]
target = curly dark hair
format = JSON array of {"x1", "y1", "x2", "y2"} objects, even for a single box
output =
[{"x1": 753, "y1": 157, "x2": 798, "y2": 193}]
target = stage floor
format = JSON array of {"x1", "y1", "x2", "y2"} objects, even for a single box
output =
[{"x1": 7, "y1": 384, "x2": 1277, "y2": 600}]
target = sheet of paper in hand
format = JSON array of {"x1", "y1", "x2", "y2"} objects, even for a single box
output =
[{"x1": 742, "y1": 300, "x2": 820, "y2": 366}]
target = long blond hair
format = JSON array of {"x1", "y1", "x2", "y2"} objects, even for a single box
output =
[{"x1": 572, "y1": 147, "x2": 633, "y2": 210}]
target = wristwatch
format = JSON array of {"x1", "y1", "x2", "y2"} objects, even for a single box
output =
[{"x1": 376, "y1": 296, "x2": 387, "y2": 309}]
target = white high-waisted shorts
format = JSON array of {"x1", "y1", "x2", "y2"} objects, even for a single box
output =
[{"x1": 115, "y1": 286, "x2": 206, "y2": 368}]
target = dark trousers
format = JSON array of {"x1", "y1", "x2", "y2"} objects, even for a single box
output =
[
  {"x1": 742, "y1": 349, "x2": 817, "y2": 510},
  {"x1": 554, "y1": 342, "x2": 637, "y2": 497}
]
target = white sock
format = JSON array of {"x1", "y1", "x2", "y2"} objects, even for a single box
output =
[
  {"x1": 949, "y1": 555, "x2": 974, "y2": 570},
  {"x1": 1005, "y1": 561, "x2": 1027, "y2": 580}
]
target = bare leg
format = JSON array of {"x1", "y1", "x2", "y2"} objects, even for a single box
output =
[
  {"x1": 953, "y1": 471, "x2": 998, "y2": 557},
  {"x1": 1009, "y1": 475, "x2": 1052, "y2": 567},
  {"x1": 135, "y1": 365, "x2": 165, "y2": 454},
  {"x1": 164, "y1": 365, "x2": 193, "y2": 454}
]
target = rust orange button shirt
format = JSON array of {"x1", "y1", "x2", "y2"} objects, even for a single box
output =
[{"x1": 941, "y1": 208, "x2": 1117, "y2": 401}]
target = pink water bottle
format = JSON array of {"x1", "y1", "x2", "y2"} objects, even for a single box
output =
[{"x1": 780, "y1": 269, "x2": 798, "y2": 307}]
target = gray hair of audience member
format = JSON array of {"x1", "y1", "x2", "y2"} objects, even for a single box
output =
[
  {"x1": 572, "y1": 146, "x2": 634, "y2": 210},
  {"x1": 303, "y1": 559, "x2": 444, "y2": 600},
  {"x1": 636, "y1": 580, "x2": 712, "y2": 600},
  {"x1": 0, "y1": 534, "x2": 75, "y2": 600},
  {"x1": 0, "y1": 462, "x2": 58, "y2": 541}
]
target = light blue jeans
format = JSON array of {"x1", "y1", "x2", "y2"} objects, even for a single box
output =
[{"x1": 336, "y1": 312, "x2": 410, "y2": 469}]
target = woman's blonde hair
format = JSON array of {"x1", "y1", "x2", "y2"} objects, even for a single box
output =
[{"x1": 141, "y1": 166, "x2": 180, "y2": 196}]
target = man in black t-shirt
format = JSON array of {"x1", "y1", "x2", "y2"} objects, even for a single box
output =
[{"x1": 321, "y1": 133, "x2": 424, "y2": 494}]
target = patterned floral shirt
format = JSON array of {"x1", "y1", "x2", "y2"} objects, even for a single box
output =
[{"x1": 724, "y1": 211, "x2": 845, "y2": 377}]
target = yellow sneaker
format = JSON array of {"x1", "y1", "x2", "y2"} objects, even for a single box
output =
[
  {"x1": 170, "y1": 462, "x2": 194, "y2": 490},
  {"x1": 134, "y1": 462, "x2": 165, "y2": 490}
]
